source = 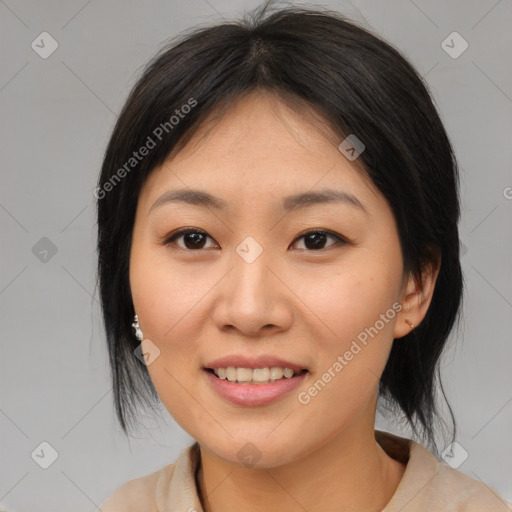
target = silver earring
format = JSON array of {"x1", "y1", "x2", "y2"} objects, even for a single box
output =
[{"x1": 132, "y1": 314, "x2": 143, "y2": 341}]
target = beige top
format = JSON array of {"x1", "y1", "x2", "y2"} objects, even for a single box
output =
[{"x1": 99, "y1": 430, "x2": 511, "y2": 511}]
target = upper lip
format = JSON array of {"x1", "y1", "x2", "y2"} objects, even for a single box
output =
[{"x1": 204, "y1": 355, "x2": 308, "y2": 372}]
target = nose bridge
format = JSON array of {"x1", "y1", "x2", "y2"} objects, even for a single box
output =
[
  {"x1": 212, "y1": 237, "x2": 292, "y2": 335},
  {"x1": 230, "y1": 238, "x2": 275, "y2": 313}
]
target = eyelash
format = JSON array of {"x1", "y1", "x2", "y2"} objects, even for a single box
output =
[{"x1": 162, "y1": 228, "x2": 348, "y2": 252}]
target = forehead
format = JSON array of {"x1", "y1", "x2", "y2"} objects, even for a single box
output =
[
  {"x1": 169, "y1": 90, "x2": 345, "y2": 166},
  {"x1": 139, "y1": 90, "x2": 380, "y2": 211}
]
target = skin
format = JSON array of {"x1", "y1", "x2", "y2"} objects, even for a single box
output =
[{"x1": 129, "y1": 89, "x2": 440, "y2": 512}]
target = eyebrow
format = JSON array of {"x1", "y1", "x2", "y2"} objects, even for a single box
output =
[{"x1": 148, "y1": 187, "x2": 368, "y2": 215}]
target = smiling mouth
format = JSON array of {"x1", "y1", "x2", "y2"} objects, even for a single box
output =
[{"x1": 204, "y1": 367, "x2": 308, "y2": 385}]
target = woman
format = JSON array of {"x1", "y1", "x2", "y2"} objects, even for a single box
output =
[{"x1": 96, "y1": 3, "x2": 511, "y2": 510}]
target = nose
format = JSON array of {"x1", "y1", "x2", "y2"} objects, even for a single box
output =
[{"x1": 211, "y1": 245, "x2": 293, "y2": 337}]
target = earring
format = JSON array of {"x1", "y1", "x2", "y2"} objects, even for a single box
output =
[
  {"x1": 132, "y1": 314, "x2": 144, "y2": 341},
  {"x1": 405, "y1": 319, "x2": 415, "y2": 331}
]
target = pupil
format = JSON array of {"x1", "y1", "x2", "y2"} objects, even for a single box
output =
[
  {"x1": 185, "y1": 232, "x2": 205, "y2": 249},
  {"x1": 305, "y1": 233, "x2": 326, "y2": 250}
]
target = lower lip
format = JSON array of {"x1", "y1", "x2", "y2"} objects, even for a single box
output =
[{"x1": 204, "y1": 369, "x2": 308, "y2": 406}]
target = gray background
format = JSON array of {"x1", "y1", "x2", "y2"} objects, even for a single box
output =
[{"x1": 1, "y1": 0, "x2": 511, "y2": 510}]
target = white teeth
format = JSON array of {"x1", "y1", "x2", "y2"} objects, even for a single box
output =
[
  {"x1": 283, "y1": 368, "x2": 294, "y2": 378},
  {"x1": 269, "y1": 367, "x2": 284, "y2": 380},
  {"x1": 236, "y1": 368, "x2": 252, "y2": 381},
  {"x1": 225, "y1": 367, "x2": 236, "y2": 381},
  {"x1": 252, "y1": 368, "x2": 270, "y2": 382},
  {"x1": 212, "y1": 366, "x2": 302, "y2": 384}
]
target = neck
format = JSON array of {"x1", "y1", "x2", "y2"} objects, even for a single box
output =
[{"x1": 196, "y1": 422, "x2": 406, "y2": 512}]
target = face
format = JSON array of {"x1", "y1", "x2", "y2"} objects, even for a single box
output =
[{"x1": 129, "y1": 90, "x2": 412, "y2": 468}]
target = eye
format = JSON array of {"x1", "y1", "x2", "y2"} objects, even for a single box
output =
[
  {"x1": 163, "y1": 228, "x2": 218, "y2": 250},
  {"x1": 163, "y1": 228, "x2": 347, "y2": 252},
  {"x1": 290, "y1": 229, "x2": 346, "y2": 251}
]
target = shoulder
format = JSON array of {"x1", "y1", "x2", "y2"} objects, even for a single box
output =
[
  {"x1": 376, "y1": 431, "x2": 511, "y2": 511},
  {"x1": 428, "y1": 462, "x2": 512, "y2": 511},
  {"x1": 98, "y1": 463, "x2": 176, "y2": 512},
  {"x1": 403, "y1": 441, "x2": 511, "y2": 511}
]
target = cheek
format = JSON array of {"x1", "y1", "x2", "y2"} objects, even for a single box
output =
[
  {"x1": 292, "y1": 270, "x2": 401, "y2": 443},
  {"x1": 130, "y1": 242, "x2": 209, "y2": 343},
  {"x1": 300, "y1": 252, "x2": 402, "y2": 347},
  {"x1": 129, "y1": 245, "x2": 218, "y2": 428},
  {"x1": 296, "y1": 247, "x2": 403, "y2": 412},
  {"x1": 130, "y1": 245, "x2": 212, "y2": 432}
]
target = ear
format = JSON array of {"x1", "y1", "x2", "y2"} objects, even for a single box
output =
[{"x1": 394, "y1": 248, "x2": 441, "y2": 339}]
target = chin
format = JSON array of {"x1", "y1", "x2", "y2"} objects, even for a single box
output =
[{"x1": 198, "y1": 433, "x2": 306, "y2": 469}]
